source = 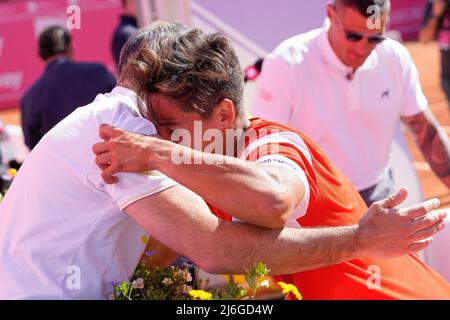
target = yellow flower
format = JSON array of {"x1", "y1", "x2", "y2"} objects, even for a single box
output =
[
  {"x1": 7, "y1": 168, "x2": 17, "y2": 178},
  {"x1": 188, "y1": 290, "x2": 213, "y2": 300},
  {"x1": 277, "y1": 282, "x2": 302, "y2": 300},
  {"x1": 141, "y1": 235, "x2": 149, "y2": 245}
]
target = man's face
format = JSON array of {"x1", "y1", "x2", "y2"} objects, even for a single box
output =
[
  {"x1": 148, "y1": 95, "x2": 227, "y2": 153},
  {"x1": 327, "y1": 4, "x2": 389, "y2": 69}
]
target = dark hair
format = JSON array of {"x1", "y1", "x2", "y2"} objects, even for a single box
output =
[
  {"x1": 118, "y1": 21, "x2": 187, "y2": 73},
  {"x1": 336, "y1": 0, "x2": 391, "y2": 16},
  {"x1": 38, "y1": 26, "x2": 71, "y2": 61},
  {"x1": 121, "y1": 22, "x2": 245, "y2": 119}
]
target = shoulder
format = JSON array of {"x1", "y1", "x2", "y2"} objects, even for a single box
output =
[
  {"x1": 118, "y1": 24, "x2": 137, "y2": 36},
  {"x1": 89, "y1": 93, "x2": 157, "y2": 137},
  {"x1": 376, "y1": 38, "x2": 414, "y2": 67},
  {"x1": 270, "y1": 28, "x2": 322, "y2": 65},
  {"x1": 114, "y1": 24, "x2": 137, "y2": 43},
  {"x1": 70, "y1": 61, "x2": 111, "y2": 73},
  {"x1": 20, "y1": 76, "x2": 46, "y2": 107},
  {"x1": 68, "y1": 61, "x2": 115, "y2": 83},
  {"x1": 244, "y1": 118, "x2": 313, "y2": 161}
]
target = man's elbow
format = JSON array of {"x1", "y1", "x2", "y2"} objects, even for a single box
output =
[
  {"x1": 193, "y1": 244, "x2": 231, "y2": 274},
  {"x1": 259, "y1": 192, "x2": 294, "y2": 229}
]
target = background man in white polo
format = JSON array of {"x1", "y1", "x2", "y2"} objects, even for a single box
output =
[
  {"x1": 0, "y1": 21, "x2": 446, "y2": 300},
  {"x1": 251, "y1": 0, "x2": 450, "y2": 205}
]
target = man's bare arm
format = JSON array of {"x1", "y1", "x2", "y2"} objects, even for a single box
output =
[
  {"x1": 94, "y1": 124, "x2": 304, "y2": 228},
  {"x1": 125, "y1": 185, "x2": 446, "y2": 275},
  {"x1": 402, "y1": 109, "x2": 450, "y2": 188},
  {"x1": 419, "y1": 0, "x2": 447, "y2": 43}
]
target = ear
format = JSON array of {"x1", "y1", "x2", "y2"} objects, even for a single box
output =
[
  {"x1": 212, "y1": 99, "x2": 236, "y2": 129},
  {"x1": 326, "y1": 3, "x2": 335, "y2": 20}
]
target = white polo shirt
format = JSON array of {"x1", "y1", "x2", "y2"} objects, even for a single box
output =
[
  {"x1": 250, "y1": 23, "x2": 428, "y2": 190},
  {"x1": 0, "y1": 87, "x2": 177, "y2": 299}
]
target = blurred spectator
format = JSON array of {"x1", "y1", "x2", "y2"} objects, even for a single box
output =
[
  {"x1": 251, "y1": 0, "x2": 450, "y2": 206},
  {"x1": 420, "y1": 0, "x2": 450, "y2": 105},
  {"x1": 111, "y1": 0, "x2": 138, "y2": 68},
  {"x1": 20, "y1": 26, "x2": 116, "y2": 150},
  {"x1": 0, "y1": 118, "x2": 5, "y2": 170}
]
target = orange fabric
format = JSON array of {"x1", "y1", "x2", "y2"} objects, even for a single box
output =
[{"x1": 209, "y1": 117, "x2": 450, "y2": 300}]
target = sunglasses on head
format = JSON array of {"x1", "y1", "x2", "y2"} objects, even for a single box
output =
[{"x1": 344, "y1": 31, "x2": 386, "y2": 44}]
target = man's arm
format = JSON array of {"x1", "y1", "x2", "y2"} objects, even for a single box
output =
[
  {"x1": 419, "y1": 0, "x2": 447, "y2": 43},
  {"x1": 126, "y1": 184, "x2": 446, "y2": 275},
  {"x1": 402, "y1": 109, "x2": 450, "y2": 188},
  {"x1": 94, "y1": 125, "x2": 304, "y2": 228}
]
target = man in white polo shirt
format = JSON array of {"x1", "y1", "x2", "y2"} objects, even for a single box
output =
[
  {"x1": 0, "y1": 21, "x2": 446, "y2": 300},
  {"x1": 251, "y1": 0, "x2": 450, "y2": 205}
]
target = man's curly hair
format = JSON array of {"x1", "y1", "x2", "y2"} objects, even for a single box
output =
[{"x1": 119, "y1": 21, "x2": 244, "y2": 119}]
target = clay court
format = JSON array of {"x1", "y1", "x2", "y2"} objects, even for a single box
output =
[{"x1": 1, "y1": 41, "x2": 450, "y2": 205}]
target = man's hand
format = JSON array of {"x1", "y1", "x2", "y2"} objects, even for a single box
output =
[
  {"x1": 92, "y1": 124, "x2": 159, "y2": 184},
  {"x1": 356, "y1": 188, "x2": 447, "y2": 259}
]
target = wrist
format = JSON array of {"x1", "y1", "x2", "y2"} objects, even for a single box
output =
[
  {"x1": 146, "y1": 138, "x2": 173, "y2": 173},
  {"x1": 351, "y1": 224, "x2": 367, "y2": 259}
]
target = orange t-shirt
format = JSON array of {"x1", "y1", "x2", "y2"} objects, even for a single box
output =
[{"x1": 209, "y1": 117, "x2": 450, "y2": 300}]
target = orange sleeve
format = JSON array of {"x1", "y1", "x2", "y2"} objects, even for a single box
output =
[{"x1": 245, "y1": 142, "x2": 319, "y2": 204}]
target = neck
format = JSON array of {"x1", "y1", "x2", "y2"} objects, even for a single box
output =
[
  {"x1": 45, "y1": 54, "x2": 69, "y2": 65},
  {"x1": 117, "y1": 79, "x2": 136, "y2": 92},
  {"x1": 327, "y1": 30, "x2": 356, "y2": 73},
  {"x1": 234, "y1": 115, "x2": 251, "y2": 132},
  {"x1": 231, "y1": 115, "x2": 251, "y2": 157}
]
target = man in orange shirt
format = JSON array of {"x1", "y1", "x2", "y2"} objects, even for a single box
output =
[{"x1": 92, "y1": 24, "x2": 450, "y2": 299}]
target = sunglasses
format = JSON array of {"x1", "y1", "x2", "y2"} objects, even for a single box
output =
[{"x1": 344, "y1": 31, "x2": 386, "y2": 44}]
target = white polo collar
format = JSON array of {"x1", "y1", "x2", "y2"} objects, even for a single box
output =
[
  {"x1": 317, "y1": 19, "x2": 378, "y2": 79},
  {"x1": 111, "y1": 86, "x2": 146, "y2": 115}
]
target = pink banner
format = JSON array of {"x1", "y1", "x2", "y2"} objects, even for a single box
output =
[
  {"x1": 390, "y1": 0, "x2": 427, "y2": 41},
  {"x1": 0, "y1": 0, "x2": 121, "y2": 111}
]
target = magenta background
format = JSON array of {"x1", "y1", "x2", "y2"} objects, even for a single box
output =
[
  {"x1": 0, "y1": 0, "x2": 122, "y2": 111},
  {"x1": 0, "y1": 0, "x2": 427, "y2": 111}
]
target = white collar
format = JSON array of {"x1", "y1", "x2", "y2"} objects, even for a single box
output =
[
  {"x1": 317, "y1": 19, "x2": 378, "y2": 79},
  {"x1": 111, "y1": 86, "x2": 146, "y2": 116}
]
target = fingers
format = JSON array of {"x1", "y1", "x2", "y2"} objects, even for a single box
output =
[
  {"x1": 410, "y1": 219, "x2": 446, "y2": 243},
  {"x1": 95, "y1": 152, "x2": 112, "y2": 170},
  {"x1": 101, "y1": 165, "x2": 119, "y2": 185},
  {"x1": 92, "y1": 141, "x2": 111, "y2": 156},
  {"x1": 95, "y1": 152, "x2": 120, "y2": 184},
  {"x1": 408, "y1": 237, "x2": 434, "y2": 254},
  {"x1": 378, "y1": 188, "x2": 408, "y2": 209},
  {"x1": 99, "y1": 123, "x2": 125, "y2": 141},
  {"x1": 403, "y1": 198, "x2": 441, "y2": 220},
  {"x1": 412, "y1": 209, "x2": 447, "y2": 230}
]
